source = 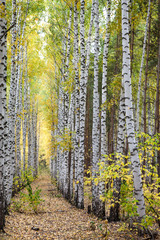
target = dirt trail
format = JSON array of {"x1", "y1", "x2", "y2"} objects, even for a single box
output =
[{"x1": 0, "y1": 173, "x2": 158, "y2": 240}]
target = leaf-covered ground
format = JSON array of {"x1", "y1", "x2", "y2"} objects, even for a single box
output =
[{"x1": 1, "y1": 173, "x2": 160, "y2": 240}]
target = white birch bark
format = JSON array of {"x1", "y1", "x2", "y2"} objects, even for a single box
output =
[
  {"x1": 101, "y1": 0, "x2": 110, "y2": 160},
  {"x1": 92, "y1": 0, "x2": 100, "y2": 216},
  {"x1": 7, "y1": 0, "x2": 17, "y2": 204},
  {"x1": 27, "y1": 85, "x2": 32, "y2": 170},
  {"x1": 53, "y1": 129, "x2": 57, "y2": 179},
  {"x1": 84, "y1": 0, "x2": 95, "y2": 83},
  {"x1": 68, "y1": 90, "x2": 75, "y2": 201},
  {"x1": 56, "y1": 99, "x2": 62, "y2": 188},
  {"x1": 23, "y1": 42, "x2": 28, "y2": 173},
  {"x1": 63, "y1": 9, "x2": 72, "y2": 199},
  {"x1": 116, "y1": 89, "x2": 125, "y2": 154},
  {"x1": 57, "y1": 38, "x2": 66, "y2": 193},
  {"x1": 73, "y1": 0, "x2": 80, "y2": 205},
  {"x1": 57, "y1": 72, "x2": 64, "y2": 191},
  {"x1": 136, "y1": 0, "x2": 151, "y2": 132},
  {"x1": 121, "y1": 0, "x2": 145, "y2": 219},
  {"x1": 99, "y1": 0, "x2": 111, "y2": 219},
  {"x1": 77, "y1": 0, "x2": 86, "y2": 209},
  {"x1": 0, "y1": 0, "x2": 6, "y2": 229},
  {"x1": 15, "y1": 6, "x2": 22, "y2": 178},
  {"x1": 74, "y1": 0, "x2": 94, "y2": 205}
]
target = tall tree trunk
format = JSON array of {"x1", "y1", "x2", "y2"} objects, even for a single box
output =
[
  {"x1": 99, "y1": 0, "x2": 110, "y2": 219},
  {"x1": 73, "y1": 0, "x2": 80, "y2": 206},
  {"x1": 27, "y1": 85, "x2": 32, "y2": 171},
  {"x1": 21, "y1": 1, "x2": 30, "y2": 173},
  {"x1": 108, "y1": 89, "x2": 125, "y2": 222},
  {"x1": 15, "y1": 6, "x2": 22, "y2": 178},
  {"x1": 23, "y1": 42, "x2": 28, "y2": 173},
  {"x1": 0, "y1": 0, "x2": 7, "y2": 230},
  {"x1": 136, "y1": 0, "x2": 151, "y2": 132},
  {"x1": 92, "y1": 0, "x2": 100, "y2": 217},
  {"x1": 144, "y1": 11, "x2": 151, "y2": 135},
  {"x1": 143, "y1": 9, "x2": 151, "y2": 179},
  {"x1": 122, "y1": 0, "x2": 145, "y2": 219},
  {"x1": 7, "y1": 0, "x2": 17, "y2": 205},
  {"x1": 156, "y1": 0, "x2": 160, "y2": 192},
  {"x1": 63, "y1": 9, "x2": 72, "y2": 200},
  {"x1": 84, "y1": 0, "x2": 95, "y2": 173},
  {"x1": 77, "y1": 0, "x2": 86, "y2": 209},
  {"x1": 34, "y1": 105, "x2": 38, "y2": 177},
  {"x1": 85, "y1": 86, "x2": 90, "y2": 171}
]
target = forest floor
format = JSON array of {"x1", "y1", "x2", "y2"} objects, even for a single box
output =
[{"x1": 0, "y1": 171, "x2": 160, "y2": 240}]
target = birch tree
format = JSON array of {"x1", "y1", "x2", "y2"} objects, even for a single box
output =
[
  {"x1": 15, "y1": 5, "x2": 22, "y2": 178},
  {"x1": 63, "y1": 8, "x2": 72, "y2": 199},
  {"x1": 73, "y1": 0, "x2": 80, "y2": 205},
  {"x1": 121, "y1": 0, "x2": 145, "y2": 219},
  {"x1": 0, "y1": 0, "x2": 6, "y2": 230},
  {"x1": 136, "y1": 0, "x2": 151, "y2": 132},
  {"x1": 23, "y1": 43, "x2": 28, "y2": 173},
  {"x1": 92, "y1": 0, "x2": 100, "y2": 216},
  {"x1": 5, "y1": 0, "x2": 17, "y2": 207},
  {"x1": 99, "y1": 0, "x2": 111, "y2": 219},
  {"x1": 77, "y1": 0, "x2": 86, "y2": 209},
  {"x1": 21, "y1": 0, "x2": 30, "y2": 173}
]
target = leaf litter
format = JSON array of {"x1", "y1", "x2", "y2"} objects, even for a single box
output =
[{"x1": 0, "y1": 173, "x2": 159, "y2": 240}]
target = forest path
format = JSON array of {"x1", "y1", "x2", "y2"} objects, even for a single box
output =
[{"x1": 1, "y1": 172, "x2": 147, "y2": 240}]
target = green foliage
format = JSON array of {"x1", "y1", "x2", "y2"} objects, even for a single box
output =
[
  {"x1": 20, "y1": 176, "x2": 44, "y2": 213},
  {"x1": 55, "y1": 194, "x2": 62, "y2": 198},
  {"x1": 120, "y1": 180, "x2": 138, "y2": 218},
  {"x1": 21, "y1": 168, "x2": 35, "y2": 185},
  {"x1": 12, "y1": 174, "x2": 44, "y2": 214},
  {"x1": 85, "y1": 133, "x2": 160, "y2": 228},
  {"x1": 11, "y1": 198, "x2": 24, "y2": 213},
  {"x1": 13, "y1": 168, "x2": 34, "y2": 193}
]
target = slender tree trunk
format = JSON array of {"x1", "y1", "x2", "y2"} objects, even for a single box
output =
[
  {"x1": 23, "y1": 42, "x2": 28, "y2": 173},
  {"x1": 92, "y1": 0, "x2": 101, "y2": 217},
  {"x1": 99, "y1": 0, "x2": 110, "y2": 219},
  {"x1": 68, "y1": 86, "x2": 75, "y2": 201},
  {"x1": 122, "y1": 0, "x2": 145, "y2": 219},
  {"x1": 144, "y1": 13, "x2": 151, "y2": 135},
  {"x1": 84, "y1": 0, "x2": 95, "y2": 173},
  {"x1": 73, "y1": 0, "x2": 80, "y2": 206},
  {"x1": 34, "y1": 105, "x2": 38, "y2": 177},
  {"x1": 143, "y1": 9, "x2": 151, "y2": 179},
  {"x1": 156, "y1": 0, "x2": 160, "y2": 192},
  {"x1": 85, "y1": 86, "x2": 90, "y2": 171},
  {"x1": 76, "y1": 0, "x2": 86, "y2": 209},
  {"x1": 0, "y1": 0, "x2": 7, "y2": 230},
  {"x1": 136, "y1": 0, "x2": 151, "y2": 132},
  {"x1": 108, "y1": 89, "x2": 125, "y2": 222},
  {"x1": 63, "y1": 9, "x2": 72, "y2": 199},
  {"x1": 7, "y1": 0, "x2": 17, "y2": 205},
  {"x1": 27, "y1": 85, "x2": 32, "y2": 171},
  {"x1": 15, "y1": 6, "x2": 22, "y2": 178}
]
